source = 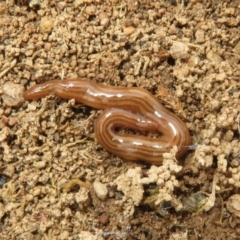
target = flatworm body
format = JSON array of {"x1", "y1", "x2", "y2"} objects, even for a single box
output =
[{"x1": 23, "y1": 79, "x2": 191, "y2": 165}]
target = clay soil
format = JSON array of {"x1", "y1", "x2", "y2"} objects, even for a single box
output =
[{"x1": 0, "y1": 0, "x2": 240, "y2": 239}]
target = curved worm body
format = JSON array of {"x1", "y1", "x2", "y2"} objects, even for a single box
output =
[{"x1": 23, "y1": 79, "x2": 191, "y2": 165}]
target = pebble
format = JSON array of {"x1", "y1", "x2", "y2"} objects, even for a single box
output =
[
  {"x1": 226, "y1": 194, "x2": 240, "y2": 217},
  {"x1": 2, "y1": 81, "x2": 24, "y2": 107},
  {"x1": 169, "y1": 42, "x2": 189, "y2": 59},
  {"x1": 93, "y1": 181, "x2": 108, "y2": 200}
]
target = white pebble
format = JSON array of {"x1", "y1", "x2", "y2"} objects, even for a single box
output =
[{"x1": 93, "y1": 181, "x2": 108, "y2": 200}]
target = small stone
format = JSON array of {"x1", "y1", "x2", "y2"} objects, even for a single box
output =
[
  {"x1": 169, "y1": 42, "x2": 189, "y2": 59},
  {"x1": 39, "y1": 17, "x2": 54, "y2": 33},
  {"x1": 210, "y1": 99, "x2": 220, "y2": 110},
  {"x1": 99, "y1": 12, "x2": 109, "y2": 27},
  {"x1": 29, "y1": 0, "x2": 41, "y2": 8},
  {"x1": 226, "y1": 194, "x2": 240, "y2": 217},
  {"x1": 188, "y1": 55, "x2": 200, "y2": 67},
  {"x1": 206, "y1": 50, "x2": 222, "y2": 64},
  {"x1": 98, "y1": 212, "x2": 109, "y2": 224},
  {"x1": 85, "y1": 5, "x2": 96, "y2": 15},
  {"x1": 2, "y1": 82, "x2": 24, "y2": 107},
  {"x1": 195, "y1": 29, "x2": 205, "y2": 43},
  {"x1": 123, "y1": 26, "x2": 135, "y2": 35},
  {"x1": 93, "y1": 181, "x2": 108, "y2": 200}
]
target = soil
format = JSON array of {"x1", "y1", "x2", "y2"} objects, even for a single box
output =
[{"x1": 0, "y1": 0, "x2": 240, "y2": 239}]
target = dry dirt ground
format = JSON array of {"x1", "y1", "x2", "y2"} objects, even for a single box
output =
[{"x1": 0, "y1": 0, "x2": 240, "y2": 239}]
